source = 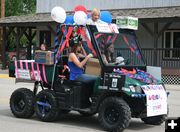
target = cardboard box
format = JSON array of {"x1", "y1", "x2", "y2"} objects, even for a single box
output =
[
  {"x1": 35, "y1": 50, "x2": 54, "y2": 65},
  {"x1": 116, "y1": 16, "x2": 138, "y2": 30},
  {"x1": 85, "y1": 58, "x2": 101, "y2": 76}
]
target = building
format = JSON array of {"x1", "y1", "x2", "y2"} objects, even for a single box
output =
[{"x1": 0, "y1": 0, "x2": 180, "y2": 84}]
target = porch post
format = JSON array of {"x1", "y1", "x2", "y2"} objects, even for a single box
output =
[
  {"x1": 27, "y1": 28, "x2": 32, "y2": 60},
  {"x1": 24, "y1": 27, "x2": 36, "y2": 60},
  {"x1": 16, "y1": 28, "x2": 20, "y2": 60},
  {"x1": 153, "y1": 22, "x2": 158, "y2": 66},
  {"x1": 1, "y1": 26, "x2": 6, "y2": 69}
]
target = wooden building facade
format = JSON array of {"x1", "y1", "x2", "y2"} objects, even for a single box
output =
[{"x1": 0, "y1": 0, "x2": 180, "y2": 84}]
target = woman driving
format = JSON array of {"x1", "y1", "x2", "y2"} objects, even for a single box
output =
[{"x1": 68, "y1": 36, "x2": 97, "y2": 83}]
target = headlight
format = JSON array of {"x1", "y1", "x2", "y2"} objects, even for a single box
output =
[
  {"x1": 135, "y1": 86, "x2": 142, "y2": 93},
  {"x1": 129, "y1": 85, "x2": 136, "y2": 92},
  {"x1": 129, "y1": 85, "x2": 142, "y2": 93}
]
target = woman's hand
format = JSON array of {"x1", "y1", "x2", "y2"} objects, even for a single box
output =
[{"x1": 87, "y1": 53, "x2": 93, "y2": 59}]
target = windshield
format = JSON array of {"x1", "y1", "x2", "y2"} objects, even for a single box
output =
[{"x1": 94, "y1": 30, "x2": 145, "y2": 66}]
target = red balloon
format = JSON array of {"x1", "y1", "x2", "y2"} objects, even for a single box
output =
[{"x1": 74, "y1": 5, "x2": 88, "y2": 14}]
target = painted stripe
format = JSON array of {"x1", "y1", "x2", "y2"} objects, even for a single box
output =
[
  {"x1": 20, "y1": 60, "x2": 23, "y2": 69},
  {"x1": 25, "y1": 61, "x2": 29, "y2": 70},
  {"x1": 31, "y1": 61, "x2": 35, "y2": 80},
  {"x1": 36, "y1": 63, "x2": 42, "y2": 81},
  {"x1": 14, "y1": 60, "x2": 20, "y2": 78},
  {"x1": 42, "y1": 64, "x2": 48, "y2": 83},
  {"x1": 0, "y1": 74, "x2": 12, "y2": 78}
]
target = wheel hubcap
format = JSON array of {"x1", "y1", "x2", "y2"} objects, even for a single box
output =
[
  {"x1": 14, "y1": 97, "x2": 25, "y2": 111},
  {"x1": 104, "y1": 106, "x2": 120, "y2": 125},
  {"x1": 37, "y1": 96, "x2": 51, "y2": 117}
]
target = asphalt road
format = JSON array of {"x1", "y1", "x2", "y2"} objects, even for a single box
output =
[{"x1": 0, "y1": 76, "x2": 179, "y2": 132}]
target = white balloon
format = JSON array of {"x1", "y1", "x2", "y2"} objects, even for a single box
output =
[
  {"x1": 51, "y1": 6, "x2": 66, "y2": 23},
  {"x1": 73, "y1": 11, "x2": 87, "y2": 25}
]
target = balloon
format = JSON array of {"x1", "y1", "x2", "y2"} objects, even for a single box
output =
[
  {"x1": 51, "y1": 6, "x2": 66, "y2": 23},
  {"x1": 87, "y1": 13, "x2": 91, "y2": 18},
  {"x1": 100, "y1": 11, "x2": 112, "y2": 23},
  {"x1": 73, "y1": 11, "x2": 87, "y2": 25},
  {"x1": 74, "y1": 5, "x2": 88, "y2": 14},
  {"x1": 65, "y1": 15, "x2": 74, "y2": 24}
]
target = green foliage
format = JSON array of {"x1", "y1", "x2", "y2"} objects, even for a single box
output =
[
  {"x1": 7, "y1": 34, "x2": 16, "y2": 51},
  {"x1": 5, "y1": 0, "x2": 36, "y2": 16},
  {"x1": 2, "y1": 0, "x2": 36, "y2": 52}
]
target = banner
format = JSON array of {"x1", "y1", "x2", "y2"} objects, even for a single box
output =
[{"x1": 141, "y1": 85, "x2": 167, "y2": 117}]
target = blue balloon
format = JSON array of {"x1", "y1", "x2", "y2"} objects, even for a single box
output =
[
  {"x1": 100, "y1": 11, "x2": 112, "y2": 23},
  {"x1": 87, "y1": 13, "x2": 91, "y2": 19},
  {"x1": 65, "y1": 15, "x2": 74, "y2": 24}
]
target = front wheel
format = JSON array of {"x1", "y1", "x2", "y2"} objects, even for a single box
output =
[
  {"x1": 98, "y1": 97, "x2": 131, "y2": 132},
  {"x1": 141, "y1": 115, "x2": 166, "y2": 125}
]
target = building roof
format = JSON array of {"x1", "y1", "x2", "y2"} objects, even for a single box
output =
[
  {"x1": 111, "y1": 6, "x2": 180, "y2": 19},
  {"x1": 0, "y1": 13, "x2": 53, "y2": 26},
  {"x1": 1, "y1": 6, "x2": 180, "y2": 26}
]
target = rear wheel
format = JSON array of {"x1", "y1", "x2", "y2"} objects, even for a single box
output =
[
  {"x1": 10, "y1": 88, "x2": 34, "y2": 118},
  {"x1": 141, "y1": 115, "x2": 166, "y2": 125},
  {"x1": 35, "y1": 90, "x2": 59, "y2": 122},
  {"x1": 98, "y1": 97, "x2": 131, "y2": 132}
]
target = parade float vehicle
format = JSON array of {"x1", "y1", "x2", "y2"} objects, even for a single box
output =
[{"x1": 8, "y1": 15, "x2": 168, "y2": 131}]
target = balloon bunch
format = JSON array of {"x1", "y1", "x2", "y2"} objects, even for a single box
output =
[{"x1": 51, "y1": 5, "x2": 112, "y2": 25}]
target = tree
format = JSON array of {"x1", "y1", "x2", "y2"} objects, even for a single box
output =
[
  {"x1": 2, "y1": 0, "x2": 36, "y2": 50},
  {"x1": 5, "y1": 0, "x2": 36, "y2": 16}
]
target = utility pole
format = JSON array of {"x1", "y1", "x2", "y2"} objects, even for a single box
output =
[
  {"x1": 1, "y1": 0, "x2": 5, "y2": 18},
  {"x1": 0, "y1": 0, "x2": 5, "y2": 68}
]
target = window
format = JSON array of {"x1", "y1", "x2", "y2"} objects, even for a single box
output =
[
  {"x1": 164, "y1": 31, "x2": 180, "y2": 59},
  {"x1": 94, "y1": 32, "x2": 145, "y2": 66}
]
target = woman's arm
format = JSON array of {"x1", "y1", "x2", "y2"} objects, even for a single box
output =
[
  {"x1": 81, "y1": 44, "x2": 87, "y2": 56},
  {"x1": 102, "y1": 54, "x2": 108, "y2": 65},
  {"x1": 77, "y1": 45, "x2": 87, "y2": 58},
  {"x1": 69, "y1": 53, "x2": 92, "y2": 68}
]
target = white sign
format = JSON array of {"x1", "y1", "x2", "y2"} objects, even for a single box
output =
[
  {"x1": 141, "y1": 85, "x2": 167, "y2": 117},
  {"x1": 16, "y1": 69, "x2": 31, "y2": 80},
  {"x1": 112, "y1": 78, "x2": 118, "y2": 87},
  {"x1": 96, "y1": 23, "x2": 119, "y2": 33},
  {"x1": 31, "y1": 71, "x2": 41, "y2": 81},
  {"x1": 16, "y1": 69, "x2": 41, "y2": 81},
  {"x1": 116, "y1": 16, "x2": 138, "y2": 30},
  {"x1": 109, "y1": 24, "x2": 119, "y2": 33}
]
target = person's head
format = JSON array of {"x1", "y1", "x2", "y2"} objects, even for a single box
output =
[
  {"x1": 70, "y1": 37, "x2": 83, "y2": 54},
  {"x1": 91, "y1": 8, "x2": 100, "y2": 22},
  {"x1": 106, "y1": 43, "x2": 114, "y2": 54},
  {"x1": 104, "y1": 43, "x2": 114, "y2": 63},
  {"x1": 40, "y1": 43, "x2": 47, "y2": 51},
  {"x1": 71, "y1": 43, "x2": 82, "y2": 54}
]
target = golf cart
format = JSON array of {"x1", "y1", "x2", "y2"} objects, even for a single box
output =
[{"x1": 9, "y1": 23, "x2": 168, "y2": 132}]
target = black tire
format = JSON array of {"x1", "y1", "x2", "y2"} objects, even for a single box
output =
[
  {"x1": 35, "y1": 89, "x2": 59, "y2": 122},
  {"x1": 10, "y1": 88, "x2": 34, "y2": 118},
  {"x1": 141, "y1": 115, "x2": 166, "y2": 125},
  {"x1": 98, "y1": 97, "x2": 131, "y2": 132}
]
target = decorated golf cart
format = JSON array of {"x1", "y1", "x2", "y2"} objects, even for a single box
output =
[{"x1": 8, "y1": 6, "x2": 169, "y2": 132}]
